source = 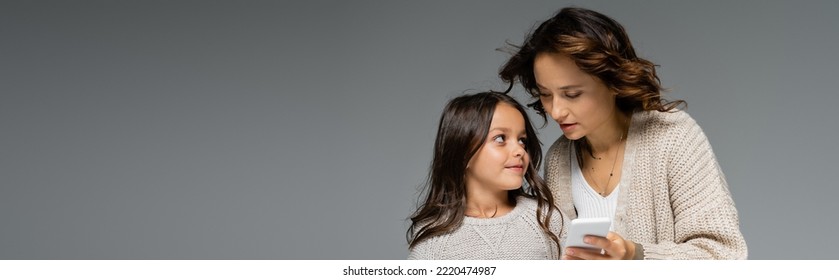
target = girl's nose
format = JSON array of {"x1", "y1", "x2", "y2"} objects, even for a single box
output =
[{"x1": 513, "y1": 144, "x2": 525, "y2": 157}]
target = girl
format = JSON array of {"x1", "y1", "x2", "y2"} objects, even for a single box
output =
[
  {"x1": 499, "y1": 7, "x2": 747, "y2": 259},
  {"x1": 407, "y1": 91, "x2": 565, "y2": 260}
]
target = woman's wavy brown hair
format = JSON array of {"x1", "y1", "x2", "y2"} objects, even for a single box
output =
[
  {"x1": 407, "y1": 92, "x2": 562, "y2": 254},
  {"x1": 499, "y1": 7, "x2": 685, "y2": 121}
]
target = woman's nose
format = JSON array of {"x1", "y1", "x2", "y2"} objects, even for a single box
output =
[{"x1": 548, "y1": 100, "x2": 567, "y2": 122}]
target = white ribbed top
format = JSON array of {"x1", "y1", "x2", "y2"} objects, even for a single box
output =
[{"x1": 570, "y1": 147, "x2": 619, "y2": 229}]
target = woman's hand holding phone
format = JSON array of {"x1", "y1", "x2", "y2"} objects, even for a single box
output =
[
  {"x1": 562, "y1": 218, "x2": 637, "y2": 260},
  {"x1": 563, "y1": 231, "x2": 638, "y2": 260}
]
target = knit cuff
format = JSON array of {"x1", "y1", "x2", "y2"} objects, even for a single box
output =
[{"x1": 633, "y1": 243, "x2": 645, "y2": 260}]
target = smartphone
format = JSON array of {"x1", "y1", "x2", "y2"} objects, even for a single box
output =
[{"x1": 565, "y1": 217, "x2": 611, "y2": 250}]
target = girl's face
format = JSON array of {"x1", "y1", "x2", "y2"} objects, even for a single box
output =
[
  {"x1": 533, "y1": 52, "x2": 618, "y2": 140},
  {"x1": 465, "y1": 103, "x2": 529, "y2": 194}
]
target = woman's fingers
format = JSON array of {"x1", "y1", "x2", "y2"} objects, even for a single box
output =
[
  {"x1": 564, "y1": 247, "x2": 605, "y2": 260},
  {"x1": 564, "y1": 232, "x2": 631, "y2": 260}
]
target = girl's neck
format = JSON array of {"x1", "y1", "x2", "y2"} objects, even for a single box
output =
[
  {"x1": 464, "y1": 189, "x2": 513, "y2": 218},
  {"x1": 586, "y1": 110, "x2": 631, "y2": 154}
]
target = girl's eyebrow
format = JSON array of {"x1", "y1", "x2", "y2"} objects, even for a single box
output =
[{"x1": 489, "y1": 126, "x2": 528, "y2": 135}]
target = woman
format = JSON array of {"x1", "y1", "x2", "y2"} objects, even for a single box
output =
[{"x1": 499, "y1": 7, "x2": 747, "y2": 260}]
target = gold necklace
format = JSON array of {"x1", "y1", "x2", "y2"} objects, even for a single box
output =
[{"x1": 587, "y1": 130, "x2": 626, "y2": 196}]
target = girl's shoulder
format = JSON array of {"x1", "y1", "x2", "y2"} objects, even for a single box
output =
[
  {"x1": 515, "y1": 196, "x2": 539, "y2": 209},
  {"x1": 515, "y1": 196, "x2": 566, "y2": 237},
  {"x1": 514, "y1": 196, "x2": 563, "y2": 217}
]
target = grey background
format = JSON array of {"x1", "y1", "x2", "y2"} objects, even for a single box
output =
[{"x1": 1, "y1": 0, "x2": 836, "y2": 259}]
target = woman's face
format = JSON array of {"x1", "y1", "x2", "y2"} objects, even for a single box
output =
[{"x1": 533, "y1": 52, "x2": 618, "y2": 140}]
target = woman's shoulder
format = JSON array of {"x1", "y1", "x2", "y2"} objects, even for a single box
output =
[
  {"x1": 637, "y1": 109, "x2": 697, "y2": 128},
  {"x1": 635, "y1": 110, "x2": 703, "y2": 138},
  {"x1": 546, "y1": 134, "x2": 571, "y2": 157}
]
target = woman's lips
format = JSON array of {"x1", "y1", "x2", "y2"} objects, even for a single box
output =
[{"x1": 560, "y1": 123, "x2": 577, "y2": 131}]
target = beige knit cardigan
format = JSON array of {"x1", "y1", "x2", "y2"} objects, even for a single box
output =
[{"x1": 545, "y1": 110, "x2": 748, "y2": 259}]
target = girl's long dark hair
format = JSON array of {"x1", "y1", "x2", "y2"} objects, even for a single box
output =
[{"x1": 407, "y1": 91, "x2": 561, "y2": 254}]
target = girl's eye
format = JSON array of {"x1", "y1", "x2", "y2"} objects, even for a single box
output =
[
  {"x1": 493, "y1": 135, "x2": 506, "y2": 143},
  {"x1": 518, "y1": 138, "x2": 529, "y2": 150}
]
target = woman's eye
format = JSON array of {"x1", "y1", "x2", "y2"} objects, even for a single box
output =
[
  {"x1": 565, "y1": 91, "x2": 582, "y2": 98},
  {"x1": 493, "y1": 135, "x2": 506, "y2": 143}
]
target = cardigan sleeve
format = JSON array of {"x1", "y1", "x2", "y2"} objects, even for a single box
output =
[
  {"x1": 639, "y1": 115, "x2": 748, "y2": 259},
  {"x1": 549, "y1": 206, "x2": 568, "y2": 258}
]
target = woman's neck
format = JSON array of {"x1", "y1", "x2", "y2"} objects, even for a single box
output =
[{"x1": 586, "y1": 110, "x2": 631, "y2": 154}]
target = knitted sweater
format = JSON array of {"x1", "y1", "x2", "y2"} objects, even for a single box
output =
[
  {"x1": 408, "y1": 196, "x2": 565, "y2": 260},
  {"x1": 545, "y1": 110, "x2": 748, "y2": 259}
]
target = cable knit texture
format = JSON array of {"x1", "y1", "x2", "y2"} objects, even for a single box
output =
[
  {"x1": 408, "y1": 197, "x2": 566, "y2": 260},
  {"x1": 545, "y1": 110, "x2": 748, "y2": 259}
]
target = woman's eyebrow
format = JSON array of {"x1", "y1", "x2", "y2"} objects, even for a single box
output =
[{"x1": 536, "y1": 83, "x2": 583, "y2": 90}]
